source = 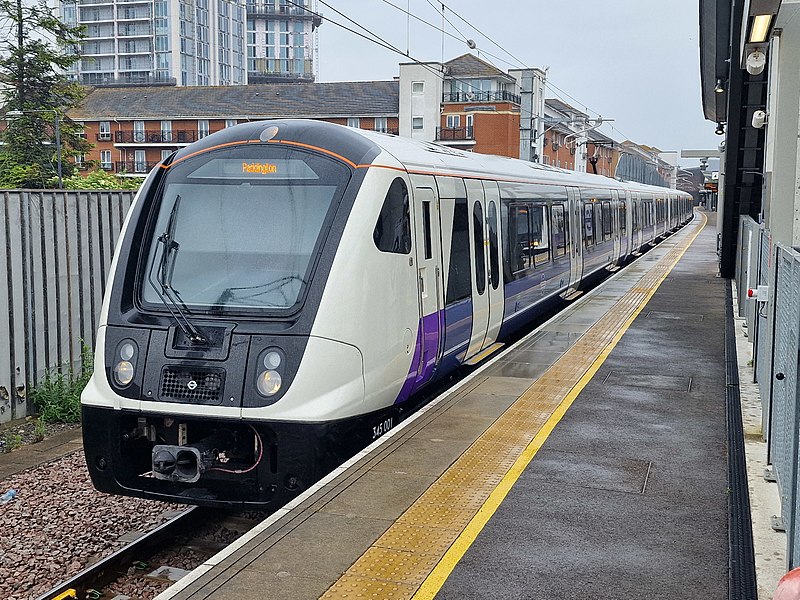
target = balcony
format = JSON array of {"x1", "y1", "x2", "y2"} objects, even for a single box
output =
[
  {"x1": 436, "y1": 126, "x2": 474, "y2": 142},
  {"x1": 115, "y1": 161, "x2": 159, "y2": 174},
  {"x1": 374, "y1": 128, "x2": 399, "y2": 135},
  {"x1": 115, "y1": 130, "x2": 202, "y2": 144},
  {"x1": 442, "y1": 90, "x2": 521, "y2": 104},
  {"x1": 245, "y1": 2, "x2": 322, "y2": 25}
]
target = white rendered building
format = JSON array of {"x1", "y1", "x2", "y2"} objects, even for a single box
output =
[{"x1": 57, "y1": 0, "x2": 247, "y2": 86}]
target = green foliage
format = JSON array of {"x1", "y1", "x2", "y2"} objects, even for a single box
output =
[
  {"x1": 61, "y1": 169, "x2": 143, "y2": 191},
  {"x1": 32, "y1": 417, "x2": 46, "y2": 442},
  {"x1": 31, "y1": 344, "x2": 94, "y2": 424},
  {"x1": 0, "y1": 430, "x2": 22, "y2": 453},
  {"x1": 0, "y1": 0, "x2": 90, "y2": 188}
]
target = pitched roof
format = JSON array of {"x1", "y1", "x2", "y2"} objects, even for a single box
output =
[
  {"x1": 444, "y1": 53, "x2": 512, "y2": 81},
  {"x1": 69, "y1": 81, "x2": 399, "y2": 120},
  {"x1": 545, "y1": 98, "x2": 589, "y2": 119}
]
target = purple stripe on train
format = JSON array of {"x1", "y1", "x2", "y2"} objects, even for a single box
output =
[{"x1": 393, "y1": 311, "x2": 440, "y2": 404}]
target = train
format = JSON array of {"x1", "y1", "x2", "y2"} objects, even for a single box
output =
[{"x1": 81, "y1": 119, "x2": 693, "y2": 508}]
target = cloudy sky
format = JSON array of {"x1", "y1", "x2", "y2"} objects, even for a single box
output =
[{"x1": 313, "y1": 0, "x2": 717, "y2": 162}]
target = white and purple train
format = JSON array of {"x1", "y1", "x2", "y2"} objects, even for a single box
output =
[{"x1": 81, "y1": 120, "x2": 693, "y2": 507}]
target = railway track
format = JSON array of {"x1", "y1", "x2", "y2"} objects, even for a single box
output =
[{"x1": 36, "y1": 507, "x2": 264, "y2": 600}]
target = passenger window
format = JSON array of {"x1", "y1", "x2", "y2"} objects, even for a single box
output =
[
  {"x1": 373, "y1": 178, "x2": 411, "y2": 254},
  {"x1": 552, "y1": 203, "x2": 567, "y2": 258},
  {"x1": 530, "y1": 204, "x2": 550, "y2": 267},
  {"x1": 583, "y1": 203, "x2": 594, "y2": 246},
  {"x1": 445, "y1": 197, "x2": 471, "y2": 304},
  {"x1": 488, "y1": 201, "x2": 500, "y2": 290},
  {"x1": 422, "y1": 200, "x2": 432, "y2": 260},
  {"x1": 473, "y1": 201, "x2": 486, "y2": 295},
  {"x1": 601, "y1": 202, "x2": 612, "y2": 240},
  {"x1": 620, "y1": 203, "x2": 627, "y2": 236},
  {"x1": 632, "y1": 201, "x2": 639, "y2": 232},
  {"x1": 509, "y1": 204, "x2": 531, "y2": 273}
]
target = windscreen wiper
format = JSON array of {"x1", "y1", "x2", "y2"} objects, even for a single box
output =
[{"x1": 147, "y1": 195, "x2": 207, "y2": 345}]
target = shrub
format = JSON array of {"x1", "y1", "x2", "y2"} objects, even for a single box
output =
[
  {"x1": 31, "y1": 344, "x2": 94, "y2": 424},
  {"x1": 60, "y1": 169, "x2": 142, "y2": 190}
]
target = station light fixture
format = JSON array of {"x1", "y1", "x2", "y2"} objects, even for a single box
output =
[
  {"x1": 715, "y1": 122, "x2": 726, "y2": 136},
  {"x1": 714, "y1": 78, "x2": 725, "y2": 93},
  {"x1": 740, "y1": 0, "x2": 782, "y2": 72},
  {"x1": 749, "y1": 14, "x2": 773, "y2": 43}
]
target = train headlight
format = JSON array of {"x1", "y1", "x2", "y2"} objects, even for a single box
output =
[
  {"x1": 256, "y1": 348, "x2": 285, "y2": 397},
  {"x1": 113, "y1": 339, "x2": 138, "y2": 387},
  {"x1": 256, "y1": 370, "x2": 282, "y2": 396}
]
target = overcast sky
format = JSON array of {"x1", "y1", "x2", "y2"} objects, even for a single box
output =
[{"x1": 314, "y1": 0, "x2": 717, "y2": 164}]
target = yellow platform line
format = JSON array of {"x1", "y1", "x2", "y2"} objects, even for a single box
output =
[{"x1": 321, "y1": 213, "x2": 707, "y2": 600}]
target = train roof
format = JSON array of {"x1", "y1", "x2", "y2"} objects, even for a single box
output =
[
  {"x1": 169, "y1": 119, "x2": 688, "y2": 198},
  {"x1": 349, "y1": 126, "x2": 686, "y2": 197}
]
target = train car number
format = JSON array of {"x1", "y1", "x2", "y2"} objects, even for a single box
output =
[{"x1": 372, "y1": 417, "x2": 394, "y2": 440}]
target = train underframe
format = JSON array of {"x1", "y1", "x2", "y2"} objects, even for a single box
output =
[{"x1": 81, "y1": 404, "x2": 401, "y2": 508}]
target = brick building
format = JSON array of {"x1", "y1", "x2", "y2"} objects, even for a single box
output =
[
  {"x1": 399, "y1": 54, "x2": 522, "y2": 158},
  {"x1": 68, "y1": 81, "x2": 399, "y2": 174}
]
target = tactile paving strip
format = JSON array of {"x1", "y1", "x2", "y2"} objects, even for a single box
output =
[{"x1": 321, "y1": 215, "x2": 707, "y2": 600}]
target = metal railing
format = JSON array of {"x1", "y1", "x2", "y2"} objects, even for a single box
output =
[
  {"x1": 114, "y1": 130, "x2": 201, "y2": 144},
  {"x1": 442, "y1": 90, "x2": 521, "y2": 104},
  {"x1": 436, "y1": 126, "x2": 474, "y2": 141},
  {"x1": 115, "y1": 161, "x2": 159, "y2": 173},
  {"x1": 0, "y1": 189, "x2": 136, "y2": 423},
  {"x1": 245, "y1": 2, "x2": 319, "y2": 20}
]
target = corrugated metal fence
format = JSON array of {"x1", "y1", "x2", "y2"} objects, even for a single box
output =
[
  {"x1": 738, "y1": 216, "x2": 800, "y2": 567},
  {"x1": 0, "y1": 189, "x2": 135, "y2": 424}
]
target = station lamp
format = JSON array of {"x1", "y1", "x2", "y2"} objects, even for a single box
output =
[
  {"x1": 714, "y1": 78, "x2": 725, "y2": 94},
  {"x1": 740, "y1": 0, "x2": 782, "y2": 74}
]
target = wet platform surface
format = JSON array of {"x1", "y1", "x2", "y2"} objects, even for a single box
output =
[{"x1": 155, "y1": 210, "x2": 728, "y2": 600}]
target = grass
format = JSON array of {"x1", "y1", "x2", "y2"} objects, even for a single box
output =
[{"x1": 30, "y1": 344, "x2": 94, "y2": 424}]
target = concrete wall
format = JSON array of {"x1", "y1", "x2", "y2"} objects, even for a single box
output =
[
  {"x1": 398, "y1": 62, "x2": 444, "y2": 141},
  {"x1": 762, "y1": 4, "x2": 800, "y2": 247}
]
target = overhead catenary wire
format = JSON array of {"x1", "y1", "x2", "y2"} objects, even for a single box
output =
[{"x1": 301, "y1": 0, "x2": 641, "y2": 146}]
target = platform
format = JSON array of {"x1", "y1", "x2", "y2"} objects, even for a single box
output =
[{"x1": 155, "y1": 210, "x2": 731, "y2": 600}]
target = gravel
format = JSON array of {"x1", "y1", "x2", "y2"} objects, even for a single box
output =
[{"x1": 0, "y1": 450, "x2": 177, "y2": 600}]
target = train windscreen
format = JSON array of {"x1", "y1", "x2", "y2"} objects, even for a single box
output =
[{"x1": 139, "y1": 145, "x2": 351, "y2": 313}]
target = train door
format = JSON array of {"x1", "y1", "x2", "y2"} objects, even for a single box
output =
[
  {"x1": 631, "y1": 193, "x2": 642, "y2": 251},
  {"x1": 464, "y1": 179, "x2": 490, "y2": 361},
  {"x1": 611, "y1": 190, "x2": 621, "y2": 263},
  {"x1": 410, "y1": 175, "x2": 444, "y2": 386},
  {"x1": 620, "y1": 190, "x2": 631, "y2": 260},
  {"x1": 481, "y1": 181, "x2": 505, "y2": 349},
  {"x1": 566, "y1": 187, "x2": 583, "y2": 295}
]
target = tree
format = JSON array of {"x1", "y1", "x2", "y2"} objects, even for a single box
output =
[{"x1": 0, "y1": 0, "x2": 90, "y2": 188}]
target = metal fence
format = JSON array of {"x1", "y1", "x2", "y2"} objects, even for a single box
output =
[
  {"x1": 0, "y1": 189, "x2": 135, "y2": 424},
  {"x1": 739, "y1": 214, "x2": 800, "y2": 567},
  {"x1": 767, "y1": 244, "x2": 800, "y2": 566}
]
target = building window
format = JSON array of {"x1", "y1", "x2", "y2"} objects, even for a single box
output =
[
  {"x1": 198, "y1": 119, "x2": 209, "y2": 138},
  {"x1": 98, "y1": 121, "x2": 111, "y2": 141},
  {"x1": 225, "y1": 119, "x2": 237, "y2": 128},
  {"x1": 347, "y1": 117, "x2": 360, "y2": 128},
  {"x1": 374, "y1": 117, "x2": 387, "y2": 133},
  {"x1": 412, "y1": 81, "x2": 424, "y2": 93},
  {"x1": 133, "y1": 120, "x2": 145, "y2": 142},
  {"x1": 161, "y1": 149, "x2": 172, "y2": 161},
  {"x1": 134, "y1": 150, "x2": 147, "y2": 173},
  {"x1": 412, "y1": 117, "x2": 424, "y2": 130},
  {"x1": 446, "y1": 114, "x2": 460, "y2": 128},
  {"x1": 100, "y1": 150, "x2": 112, "y2": 170},
  {"x1": 161, "y1": 120, "x2": 172, "y2": 142}
]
